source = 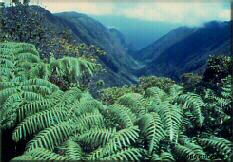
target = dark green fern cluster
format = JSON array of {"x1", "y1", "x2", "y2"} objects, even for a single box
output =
[{"x1": 1, "y1": 42, "x2": 232, "y2": 162}]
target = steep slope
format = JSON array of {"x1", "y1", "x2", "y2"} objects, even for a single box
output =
[
  {"x1": 55, "y1": 12, "x2": 138, "y2": 68},
  {"x1": 134, "y1": 27, "x2": 196, "y2": 62},
  {"x1": 1, "y1": 5, "x2": 138, "y2": 86},
  {"x1": 136, "y1": 21, "x2": 231, "y2": 80},
  {"x1": 55, "y1": 12, "x2": 140, "y2": 86}
]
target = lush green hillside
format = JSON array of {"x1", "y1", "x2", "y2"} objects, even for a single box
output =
[{"x1": 1, "y1": 42, "x2": 232, "y2": 161}]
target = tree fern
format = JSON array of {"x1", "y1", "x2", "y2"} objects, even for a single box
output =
[{"x1": 1, "y1": 43, "x2": 232, "y2": 161}]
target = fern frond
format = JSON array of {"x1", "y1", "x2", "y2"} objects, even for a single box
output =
[
  {"x1": 184, "y1": 141, "x2": 207, "y2": 160},
  {"x1": 152, "y1": 152, "x2": 175, "y2": 162},
  {"x1": 169, "y1": 84, "x2": 183, "y2": 99},
  {"x1": 106, "y1": 104, "x2": 136, "y2": 128},
  {"x1": 12, "y1": 108, "x2": 68, "y2": 142},
  {"x1": 87, "y1": 126, "x2": 139, "y2": 160},
  {"x1": 17, "y1": 99, "x2": 56, "y2": 121},
  {"x1": 145, "y1": 87, "x2": 166, "y2": 98},
  {"x1": 139, "y1": 112, "x2": 165, "y2": 154},
  {"x1": 158, "y1": 102, "x2": 183, "y2": 142},
  {"x1": 75, "y1": 99, "x2": 103, "y2": 116},
  {"x1": 101, "y1": 147, "x2": 143, "y2": 161},
  {"x1": 15, "y1": 52, "x2": 40, "y2": 63},
  {"x1": 117, "y1": 93, "x2": 146, "y2": 117},
  {"x1": 12, "y1": 148, "x2": 67, "y2": 161},
  {"x1": 78, "y1": 127, "x2": 116, "y2": 149},
  {"x1": 176, "y1": 93, "x2": 204, "y2": 127},
  {"x1": 0, "y1": 87, "x2": 18, "y2": 104},
  {"x1": 25, "y1": 121, "x2": 73, "y2": 151},
  {"x1": 21, "y1": 91, "x2": 44, "y2": 101},
  {"x1": 75, "y1": 112, "x2": 104, "y2": 133},
  {"x1": 64, "y1": 140, "x2": 82, "y2": 160},
  {"x1": 198, "y1": 136, "x2": 232, "y2": 160},
  {"x1": 175, "y1": 143, "x2": 199, "y2": 162}
]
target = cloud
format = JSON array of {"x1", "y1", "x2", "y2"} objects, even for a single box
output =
[
  {"x1": 31, "y1": 0, "x2": 114, "y2": 15},
  {"x1": 33, "y1": 0, "x2": 230, "y2": 26},
  {"x1": 119, "y1": 2, "x2": 231, "y2": 26}
]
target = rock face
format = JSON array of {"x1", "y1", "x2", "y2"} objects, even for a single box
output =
[{"x1": 135, "y1": 21, "x2": 231, "y2": 80}]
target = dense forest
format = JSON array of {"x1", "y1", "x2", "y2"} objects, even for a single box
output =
[{"x1": 0, "y1": 1, "x2": 232, "y2": 162}]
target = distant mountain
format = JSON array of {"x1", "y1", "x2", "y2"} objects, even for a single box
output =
[
  {"x1": 136, "y1": 21, "x2": 231, "y2": 80},
  {"x1": 91, "y1": 15, "x2": 179, "y2": 50},
  {"x1": 134, "y1": 27, "x2": 196, "y2": 62}
]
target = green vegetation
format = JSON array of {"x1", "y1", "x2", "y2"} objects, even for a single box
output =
[
  {"x1": 0, "y1": 42, "x2": 232, "y2": 161},
  {"x1": 0, "y1": 3, "x2": 106, "y2": 60}
]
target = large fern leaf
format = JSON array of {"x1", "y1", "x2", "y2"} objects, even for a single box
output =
[{"x1": 139, "y1": 112, "x2": 165, "y2": 154}]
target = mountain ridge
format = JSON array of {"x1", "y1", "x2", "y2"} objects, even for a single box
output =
[{"x1": 135, "y1": 20, "x2": 231, "y2": 80}]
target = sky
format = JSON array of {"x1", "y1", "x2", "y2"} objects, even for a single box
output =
[{"x1": 29, "y1": 0, "x2": 231, "y2": 26}]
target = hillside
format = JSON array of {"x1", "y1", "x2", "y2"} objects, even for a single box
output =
[
  {"x1": 135, "y1": 21, "x2": 231, "y2": 80},
  {"x1": 134, "y1": 27, "x2": 196, "y2": 62},
  {"x1": 54, "y1": 12, "x2": 140, "y2": 85},
  {"x1": 0, "y1": 6, "x2": 138, "y2": 86}
]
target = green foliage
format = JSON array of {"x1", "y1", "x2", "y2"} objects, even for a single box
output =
[
  {"x1": 100, "y1": 85, "x2": 134, "y2": 104},
  {"x1": 202, "y1": 55, "x2": 231, "y2": 85},
  {"x1": 139, "y1": 113, "x2": 165, "y2": 154},
  {"x1": 100, "y1": 76, "x2": 176, "y2": 104},
  {"x1": 0, "y1": 5, "x2": 105, "y2": 60},
  {"x1": 1, "y1": 43, "x2": 232, "y2": 161},
  {"x1": 12, "y1": 148, "x2": 67, "y2": 161},
  {"x1": 176, "y1": 92, "x2": 204, "y2": 127},
  {"x1": 181, "y1": 73, "x2": 203, "y2": 92},
  {"x1": 152, "y1": 152, "x2": 175, "y2": 162},
  {"x1": 137, "y1": 76, "x2": 176, "y2": 93},
  {"x1": 198, "y1": 136, "x2": 232, "y2": 161},
  {"x1": 0, "y1": 42, "x2": 99, "y2": 89}
]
